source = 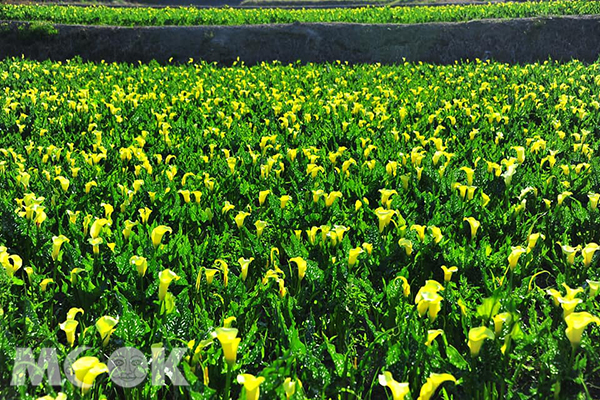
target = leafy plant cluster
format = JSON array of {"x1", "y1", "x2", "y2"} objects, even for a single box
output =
[
  {"x1": 0, "y1": 0, "x2": 600, "y2": 27},
  {"x1": 0, "y1": 58, "x2": 599, "y2": 399}
]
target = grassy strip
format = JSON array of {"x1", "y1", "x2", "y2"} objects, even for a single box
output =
[{"x1": 0, "y1": 0, "x2": 599, "y2": 26}]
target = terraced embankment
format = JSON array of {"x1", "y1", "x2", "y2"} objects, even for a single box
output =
[{"x1": 1, "y1": 15, "x2": 600, "y2": 64}]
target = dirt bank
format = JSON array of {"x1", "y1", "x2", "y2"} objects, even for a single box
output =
[{"x1": 1, "y1": 16, "x2": 599, "y2": 65}]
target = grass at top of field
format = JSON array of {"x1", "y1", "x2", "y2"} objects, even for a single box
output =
[
  {"x1": 0, "y1": 57, "x2": 599, "y2": 399},
  {"x1": 0, "y1": 0, "x2": 599, "y2": 26}
]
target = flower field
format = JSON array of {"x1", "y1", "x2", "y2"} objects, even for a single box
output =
[
  {"x1": 1, "y1": 57, "x2": 600, "y2": 399},
  {"x1": 1, "y1": 0, "x2": 600, "y2": 26}
]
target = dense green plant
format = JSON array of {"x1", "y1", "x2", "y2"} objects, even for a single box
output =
[{"x1": 0, "y1": 58, "x2": 599, "y2": 399}]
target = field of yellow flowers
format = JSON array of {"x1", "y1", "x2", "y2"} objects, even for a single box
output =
[{"x1": 0, "y1": 58, "x2": 599, "y2": 399}]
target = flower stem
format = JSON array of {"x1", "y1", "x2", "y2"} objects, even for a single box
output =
[{"x1": 223, "y1": 363, "x2": 232, "y2": 400}]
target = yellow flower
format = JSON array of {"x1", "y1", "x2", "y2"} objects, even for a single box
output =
[
  {"x1": 559, "y1": 243, "x2": 580, "y2": 265},
  {"x1": 587, "y1": 279, "x2": 600, "y2": 298},
  {"x1": 238, "y1": 257, "x2": 254, "y2": 281},
  {"x1": 375, "y1": 207, "x2": 395, "y2": 233},
  {"x1": 215, "y1": 259, "x2": 229, "y2": 287},
  {"x1": 66, "y1": 307, "x2": 84, "y2": 320},
  {"x1": 90, "y1": 218, "x2": 109, "y2": 239},
  {"x1": 222, "y1": 201, "x2": 235, "y2": 214},
  {"x1": 54, "y1": 176, "x2": 70, "y2": 192},
  {"x1": 582, "y1": 243, "x2": 599, "y2": 268},
  {"x1": 441, "y1": 265, "x2": 458, "y2": 283},
  {"x1": 88, "y1": 237, "x2": 103, "y2": 255},
  {"x1": 467, "y1": 326, "x2": 495, "y2": 357},
  {"x1": 215, "y1": 327, "x2": 241, "y2": 367},
  {"x1": 254, "y1": 220, "x2": 267, "y2": 237},
  {"x1": 411, "y1": 224, "x2": 426, "y2": 242},
  {"x1": 151, "y1": 225, "x2": 172, "y2": 248},
  {"x1": 417, "y1": 373, "x2": 457, "y2": 400},
  {"x1": 379, "y1": 189, "x2": 398, "y2": 205},
  {"x1": 237, "y1": 373, "x2": 265, "y2": 400},
  {"x1": 60, "y1": 320, "x2": 78, "y2": 347},
  {"x1": 493, "y1": 312, "x2": 511, "y2": 335},
  {"x1": 101, "y1": 203, "x2": 114, "y2": 220},
  {"x1": 325, "y1": 191, "x2": 342, "y2": 207},
  {"x1": 565, "y1": 312, "x2": 600, "y2": 348},
  {"x1": 527, "y1": 232, "x2": 544, "y2": 251},
  {"x1": 460, "y1": 166, "x2": 475, "y2": 185},
  {"x1": 398, "y1": 238, "x2": 413, "y2": 256},
  {"x1": 130, "y1": 255, "x2": 148, "y2": 277},
  {"x1": 429, "y1": 226, "x2": 443, "y2": 244},
  {"x1": 378, "y1": 371, "x2": 410, "y2": 400},
  {"x1": 280, "y1": 195, "x2": 291, "y2": 209},
  {"x1": 348, "y1": 247, "x2": 364, "y2": 267},
  {"x1": 481, "y1": 192, "x2": 491, "y2": 207},
  {"x1": 283, "y1": 377, "x2": 297, "y2": 400},
  {"x1": 508, "y1": 246, "x2": 527, "y2": 270},
  {"x1": 398, "y1": 276, "x2": 410, "y2": 297},
  {"x1": 227, "y1": 157, "x2": 237, "y2": 174},
  {"x1": 158, "y1": 269, "x2": 179, "y2": 301},
  {"x1": 122, "y1": 220, "x2": 138, "y2": 240},
  {"x1": 258, "y1": 190, "x2": 270, "y2": 206},
  {"x1": 289, "y1": 257, "x2": 307, "y2": 281},
  {"x1": 205, "y1": 269, "x2": 219, "y2": 285},
  {"x1": 95, "y1": 316, "x2": 118, "y2": 347},
  {"x1": 355, "y1": 200, "x2": 362, "y2": 211},
  {"x1": 85, "y1": 181, "x2": 97, "y2": 193},
  {"x1": 138, "y1": 207, "x2": 152, "y2": 224},
  {"x1": 234, "y1": 211, "x2": 250, "y2": 228},
  {"x1": 588, "y1": 193, "x2": 600, "y2": 211},
  {"x1": 511, "y1": 146, "x2": 525, "y2": 164},
  {"x1": 425, "y1": 329, "x2": 444, "y2": 347},
  {"x1": 70, "y1": 356, "x2": 109, "y2": 394},
  {"x1": 178, "y1": 190, "x2": 191, "y2": 203},
  {"x1": 40, "y1": 278, "x2": 54, "y2": 291},
  {"x1": 362, "y1": 242, "x2": 373, "y2": 255},
  {"x1": 415, "y1": 281, "x2": 444, "y2": 321},
  {"x1": 463, "y1": 217, "x2": 480, "y2": 240},
  {"x1": 51, "y1": 235, "x2": 69, "y2": 261},
  {"x1": 306, "y1": 226, "x2": 320, "y2": 244}
]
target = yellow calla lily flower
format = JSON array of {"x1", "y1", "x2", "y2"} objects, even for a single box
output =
[
  {"x1": 258, "y1": 190, "x2": 271, "y2": 206},
  {"x1": 398, "y1": 238, "x2": 413, "y2": 256},
  {"x1": 588, "y1": 193, "x2": 599, "y2": 211},
  {"x1": 587, "y1": 280, "x2": 600, "y2": 298},
  {"x1": 508, "y1": 246, "x2": 527, "y2": 270},
  {"x1": 60, "y1": 319, "x2": 78, "y2": 347},
  {"x1": 375, "y1": 207, "x2": 395, "y2": 233},
  {"x1": 411, "y1": 224, "x2": 426, "y2": 242},
  {"x1": 89, "y1": 218, "x2": 109, "y2": 239},
  {"x1": 130, "y1": 255, "x2": 148, "y2": 277},
  {"x1": 441, "y1": 265, "x2": 458, "y2": 282},
  {"x1": 460, "y1": 166, "x2": 475, "y2": 185},
  {"x1": 237, "y1": 373, "x2": 265, "y2": 400},
  {"x1": 417, "y1": 373, "x2": 457, "y2": 400},
  {"x1": 88, "y1": 237, "x2": 103, "y2": 255},
  {"x1": 582, "y1": 243, "x2": 599, "y2": 268},
  {"x1": 493, "y1": 312, "x2": 511, "y2": 335},
  {"x1": 158, "y1": 269, "x2": 179, "y2": 301},
  {"x1": 66, "y1": 307, "x2": 84, "y2": 320},
  {"x1": 348, "y1": 247, "x2": 364, "y2": 267},
  {"x1": 289, "y1": 257, "x2": 307, "y2": 281},
  {"x1": 425, "y1": 329, "x2": 444, "y2": 347},
  {"x1": 235, "y1": 211, "x2": 250, "y2": 228},
  {"x1": 40, "y1": 278, "x2": 54, "y2": 292},
  {"x1": 379, "y1": 189, "x2": 398, "y2": 205},
  {"x1": 283, "y1": 377, "x2": 297, "y2": 399},
  {"x1": 565, "y1": 312, "x2": 600, "y2": 348},
  {"x1": 95, "y1": 316, "x2": 118, "y2": 346},
  {"x1": 138, "y1": 207, "x2": 152, "y2": 224},
  {"x1": 325, "y1": 191, "x2": 342, "y2": 207},
  {"x1": 151, "y1": 225, "x2": 172, "y2": 248},
  {"x1": 238, "y1": 257, "x2": 254, "y2": 281},
  {"x1": 254, "y1": 220, "x2": 267, "y2": 237},
  {"x1": 122, "y1": 220, "x2": 138, "y2": 240},
  {"x1": 280, "y1": 195, "x2": 291, "y2": 209},
  {"x1": 468, "y1": 326, "x2": 495, "y2": 357},
  {"x1": 378, "y1": 371, "x2": 410, "y2": 400},
  {"x1": 463, "y1": 217, "x2": 480, "y2": 240},
  {"x1": 54, "y1": 176, "x2": 70, "y2": 192},
  {"x1": 70, "y1": 356, "x2": 109, "y2": 394},
  {"x1": 215, "y1": 327, "x2": 241, "y2": 367},
  {"x1": 558, "y1": 243, "x2": 580, "y2": 265},
  {"x1": 51, "y1": 235, "x2": 69, "y2": 261}
]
